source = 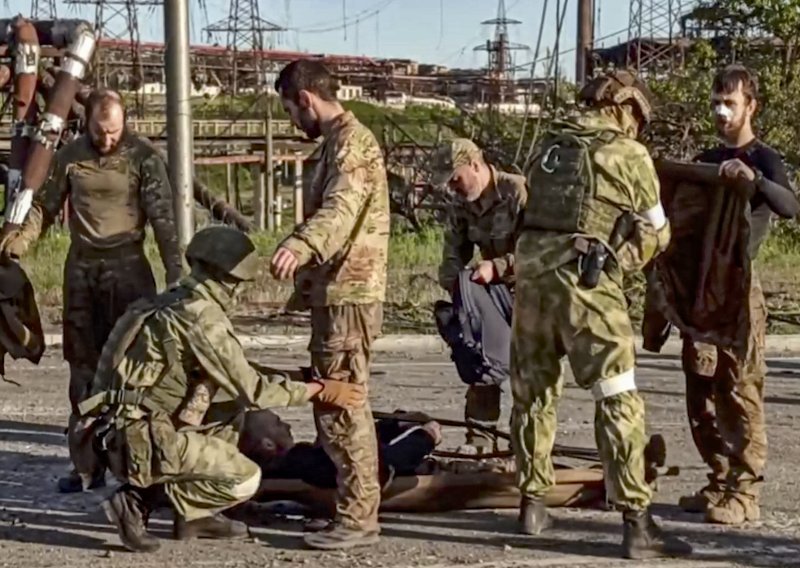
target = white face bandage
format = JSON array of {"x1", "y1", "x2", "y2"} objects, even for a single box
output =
[
  {"x1": 591, "y1": 369, "x2": 637, "y2": 401},
  {"x1": 714, "y1": 103, "x2": 734, "y2": 122},
  {"x1": 640, "y1": 202, "x2": 667, "y2": 230}
]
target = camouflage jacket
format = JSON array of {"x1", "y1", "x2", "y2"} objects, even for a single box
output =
[
  {"x1": 439, "y1": 166, "x2": 527, "y2": 292},
  {"x1": 516, "y1": 110, "x2": 661, "y2": 283},
  {"x1": 11, "y1": 132, "x2": 183, "y2": 284},
  {"x1": 280, "y1": 111, "x2": 390, "y2": 307},
  {"x1": 83, "y1": 271, "x2": 310, "y2": 421}
]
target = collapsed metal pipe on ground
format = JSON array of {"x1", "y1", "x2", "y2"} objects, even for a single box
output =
[
  {"x1": 5, "y1": 19, "x2": 96, "y2": 229},
  {"x1": 4, "y1": 18, "x2": 40, "y2": 221}
]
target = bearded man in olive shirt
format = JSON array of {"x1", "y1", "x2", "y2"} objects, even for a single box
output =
[{"x1": 0, "y1": 89, "x2": 182, "y2": 494}]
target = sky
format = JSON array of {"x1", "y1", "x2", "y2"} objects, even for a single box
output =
[{"x1": 8, "y1": 0, "x2": 640, "y2": 80}]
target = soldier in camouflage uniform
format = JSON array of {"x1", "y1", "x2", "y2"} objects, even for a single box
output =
[
  {"x1": 0, "y1": 90, "x2": 182, "y2": 494},
  {"x1": 511, "y1": 70, "x2": 691, "y2": 559},
  {"x1": 270, "y1": 60, "x2": 389, "y2": 550},
  {"x1": 75, "y1": 226, "x2": 366, "y2": 553},
  {"x1": 430, "y1": 138, "x2": 527, "y2": 451}
]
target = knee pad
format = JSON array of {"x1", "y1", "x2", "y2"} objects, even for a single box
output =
[
  {"x1": 591, "y1": 369, "x2": 636, "y2": 401},
  {"x1": 231, "y1": 469, "x2": 262, "y2": 501}
]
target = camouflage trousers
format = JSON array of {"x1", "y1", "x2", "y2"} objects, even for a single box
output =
[
  {"x1": 465, "y1": 384, "x2": 502, "y2": 448},
  {"x1": 682, "y1": 277, "x2": 768, "y2": 498},
  {"x1": 106, "y1": 411, "x2": 261, "y2": 521},
  {"x1": 310, "y1": 303, "x2": 383, "y2": 531},
  {"x1": 510, "y1": 263, "x2": 651, "y2": 511},
  {"x1": 65, "y1": 245, "x2": 157, "y2": 476}
]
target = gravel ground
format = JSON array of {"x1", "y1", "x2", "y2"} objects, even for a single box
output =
[{"x1": 1, "y1": 347, "x2": 800, "y2": 567}]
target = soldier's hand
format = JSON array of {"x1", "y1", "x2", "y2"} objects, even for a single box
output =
[
  {"x1": 0, "y1": 230, "x2": 24, "y2": 262},
  {"x1": 471, "y1": 260, "x2": 498, "y2": 284},
  {"x1": 719, "y1": 159, "x2": 755, "y2": 182},
  {"x1": 311, "y1": 379, "x2": 367, "y2": 409},
  {"x1": 270, "y1": 247, "x2": 299, "y2": 280}
]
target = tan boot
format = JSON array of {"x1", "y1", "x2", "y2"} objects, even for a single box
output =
[
  {"x1": 705, "y1": 493, "x2": 760, "y2": 525},
  {"x1": 678, "y1": 485, "x2": 725, "y2": 513}
]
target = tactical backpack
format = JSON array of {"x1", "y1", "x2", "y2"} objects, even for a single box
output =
[
  {"x1": 434, "y1": 269, "x2": 513, "y2": 386},
  {"x1": 523, "y1": 125, "x2": 624, "y2": 242},
  {"x1": 77, "y1": 286, "x2": 190, "y2": 418}
]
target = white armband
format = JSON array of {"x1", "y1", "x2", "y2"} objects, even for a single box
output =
[
  {"x1": 6, "y1": 188, "x2": 33, "y2": 224},
  {"x1": 640, "y1": 202, "x2": 666, "y2": 230}
]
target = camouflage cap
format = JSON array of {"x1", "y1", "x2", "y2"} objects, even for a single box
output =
[{"x1": 429, "y1": 138, "x2": 483, "y2": 186}]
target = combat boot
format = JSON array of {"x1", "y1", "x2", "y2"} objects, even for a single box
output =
[
  {"x1": 705, "y1": 493, "x2": 760, "y2": 525},
  {"x1": 174, "y1": 514, "x2": 250, "y2": 540},
  {"x1": 101, "y1": 485, "x2": 161, "y2": 553},
  {"x1": 678, "y1": 475, "x2": 726, "y2": 513},
  {"x1": 622, "y1": 509, "x2": 692, "y2": 560},
  {"x1": 57, "y1": 468, "x2": 106, "y2": 494},
  {"x1": 303, "y1": 523, "x2": 380, "y2": 550},
  {"x1": 518, "y1": 496, "x2": 551, "y2": 535}
]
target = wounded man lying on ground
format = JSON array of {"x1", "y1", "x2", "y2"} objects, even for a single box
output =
[{"x1": 240, "y1": 409, "x2": 443, "y2": 488}]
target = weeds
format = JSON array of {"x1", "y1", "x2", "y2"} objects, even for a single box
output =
[{"x1": 20, "y1": 222, "x2": 800, "y2": 333}]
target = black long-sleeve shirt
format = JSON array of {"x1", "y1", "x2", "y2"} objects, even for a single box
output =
[{"x1": 695, "y1": 139, "x2": 799, "y2": 258}]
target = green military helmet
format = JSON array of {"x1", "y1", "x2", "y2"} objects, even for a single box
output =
[
  {"x1": 578, "y1": 69, "x2": 655, "y2": 123},
  {"x1": 185, "y1": 226, "x2": 259, "y2": 282}
]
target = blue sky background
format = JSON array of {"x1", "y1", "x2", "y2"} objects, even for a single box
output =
[{"x1": 8, "y1": 0, "x2": 638, "y2": 79}]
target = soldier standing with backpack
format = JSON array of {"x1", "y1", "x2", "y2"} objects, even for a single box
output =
[
  {"x1": 511, "y1": 70, "x2": 691, "y2": 559},
  {"x1": 430, "y1": 139, "x2": 527, "y2": 453}
]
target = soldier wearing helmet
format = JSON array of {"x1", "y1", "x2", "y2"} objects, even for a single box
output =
[
  {"x1": 73, "y1": 226, "x2": 368, "y2": 553},
  {"x1": 509, "y1": 70, "x2": 690, "y2": 558}
]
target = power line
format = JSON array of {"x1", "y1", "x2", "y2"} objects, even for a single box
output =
[
  {"x1": 508, "y1": 23, "x2": 630, "y2": 74},
  {"x1": 290, "y1": 0, "x2": 398, "y2": 34}
]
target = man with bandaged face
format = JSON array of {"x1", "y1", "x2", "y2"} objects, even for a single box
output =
[{"x1": 677, "y1": 65, "x2": 799, "y2": 524}]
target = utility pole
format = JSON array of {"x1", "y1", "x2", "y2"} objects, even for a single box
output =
[
  {"x1": 164, "y1": 0, "x2": 194, "y2": 247},
  {"x1": 576, "y1": 0, "x2": 594, "y2": 86},
  {"x1": 266, "y1": 99, "x2": 275, "y2": 232}
]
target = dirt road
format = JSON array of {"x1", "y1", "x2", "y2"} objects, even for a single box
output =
[{"x1": 1, "y1": 348, "x2": 800, "y2": 567}]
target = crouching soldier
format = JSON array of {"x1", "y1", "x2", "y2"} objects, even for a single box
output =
[
  {"x1": 431, "y1": 138, "x2": 527, "y2": 452},
  {"x1": 74, "y1": 226, "x2": 367, "y2": 553}
]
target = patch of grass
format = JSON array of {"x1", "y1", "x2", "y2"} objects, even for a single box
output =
[
  {"x1": 21, "y1": 224, "x2": 447, "y2": 330},
  {"x1": 22, "y1": 222, "x2": 800, "y2": 334}
]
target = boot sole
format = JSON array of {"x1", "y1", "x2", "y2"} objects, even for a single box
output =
[
  {"x1": 303, "y1": 532, "x2": 380, "y2": 551},
  {"x1": 174, "y1": 532, "x2": 250, "y2": 541},
  {"x1": 625, "y1": 549, "x2": 692, "y2": 560},
  {"x1": 102, "y1": 499, "x2": 161, "y2": 553}
]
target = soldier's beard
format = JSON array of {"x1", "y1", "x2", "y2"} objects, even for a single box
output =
[
  {"x1": 298, "y1": 108, "x2": 322, "y2": 140},
  {"x1": 91, "y1": 128, "x2": 127, "y2": 155}
]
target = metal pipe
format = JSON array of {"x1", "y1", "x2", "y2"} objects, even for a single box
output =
[
  {"x1": 17, "y1": 22, "x2": 95, "y2": 210},
  {"x1": 5, "y1": 18, "x2": 40, "y2": 224},
  {"x1": 254, "y1": 164, "x2": 265, "y2": 230},
  {"x1": 164, "y1": 0, "x2": 195, "y2": 247},
  {"x1": 266, "y1": 100, "x2": 275, "y2": 232},
  {"x1": 294, "y1": 151, "x2": 304, "y2": 226},
  {"x1": 0, "y1": 19, "x2": 92, "y2": 48},
  {"x1": 576, "y1": 0, "x2": 594, "y2": 86}
]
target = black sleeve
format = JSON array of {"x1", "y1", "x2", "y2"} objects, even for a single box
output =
[{"x1": 754, "y1": 148, "x2": 799, "y2": 218}]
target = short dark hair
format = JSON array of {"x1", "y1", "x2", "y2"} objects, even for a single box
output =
[
  {"x1": 712, "y1": 64, "x2": 758, "y2": 103},
  {"x1": 274, "y1": 60, "x2": 338, "y2": 103}
]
